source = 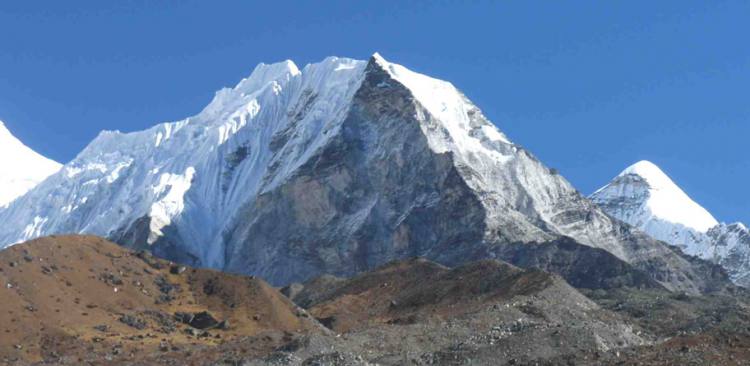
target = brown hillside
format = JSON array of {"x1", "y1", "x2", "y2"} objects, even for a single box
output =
[
  {"x1": 295, "y1": 257, "x2": 571, "y2": 333},
  {"x1": 0, "y1": 235, "x2": 320, "y2": 364}
]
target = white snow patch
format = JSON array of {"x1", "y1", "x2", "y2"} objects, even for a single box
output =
[
  {"x1": 106, "y1": 161, "x2": 132, "y2": 183},
  {"x1": 0, "y1": 121, "x2": 61, "y2": 206},
  {"x1": 82, "y1": 179, "x2": 100, "y2": 186},
  {"x1": 22, "y1": 216, "x2": 48, "y2": 240},
  {"x1": 334, "y1": 63, "x2": 357, "y2": 71},
  {"x1": 66, "y1": 163, "x2": 108, "y2": 178},
  {"x1": 481, "y1": 125, "x2": 511, "y2": 144},
  {"x1": 147, "y1": 167, "x2": 196, "y2": 244},
  {"x1": 155, "y1": 120, "x2": 189, "y2": 147},
  {"x1": 218, "y1": 99, "x2": 260, "y2": 144}
]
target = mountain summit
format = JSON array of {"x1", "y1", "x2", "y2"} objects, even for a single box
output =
[
  {"x1": 0, "y1": 121, "x2": 61, "y2": 206},
  {"x1": 592, "y1": 160, "x2": 750, "y2": 286},
  {"x1": 0, "y1": 54, "x2": 729, "y2": 292},
  {"x1": 591, "y1": 160, "x2": 718, "y2": 236}
]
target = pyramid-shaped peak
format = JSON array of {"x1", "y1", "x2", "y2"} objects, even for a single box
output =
[
  {"x1": 621, "y1": 160, "x2": 666, "y2": 178},
  {"x1": 619, "y1": 160, "x2": 680, "y2": 191},
  {"x1": 370, "y1": 52, "x2": 390, "y2": 67},
  {"x1": 597, "y1": 160, "x2": 718, "y2": 233}
]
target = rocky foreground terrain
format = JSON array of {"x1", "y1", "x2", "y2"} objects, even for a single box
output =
[
  {"x1": 0, "y1": 236, "x2": 322, "y2": 365},
  {"x1": 0, "y1": 235, "x2": 749, "y2": 365}
]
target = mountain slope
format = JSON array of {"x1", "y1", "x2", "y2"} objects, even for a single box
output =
[
  {"x1": 591, "y1": 160, "x2": 750, "y2": 286},
  {"x1": 0, "y1": 121, "x2": 61, "y2": 206},
  {"x1": 275, "y1": 257, "x2": 646, "y2": 364},
  {"x1": 8, "y1": 236, "x2": 747, "y2": 365},
  {"x1": 0, "y1": 235, "x2": 321, "y2": 364},
  {"x1": 0, "y1": 54, "x2": 730, "y2": 293},
  {"x1": 293, "y1": 257, "x2": 631, "y2": 332}
]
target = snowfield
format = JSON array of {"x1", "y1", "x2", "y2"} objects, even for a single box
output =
[{"x1": 0, "y1": 121, "x2": 61, "y2": 207}]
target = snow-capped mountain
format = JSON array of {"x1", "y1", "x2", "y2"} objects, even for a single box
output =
[
  {"x1": 0, "y1": 121, "x2": 62, "y2": 207},
  {"x1": 591, "y1": 160, "x2": 750, "y2": 286},
  {"x1": 0, "y1": 54, "x2": 728, "y2": 292},
  {"x1": 590, "y1": 160, "x2": 718, "y2": 255}
]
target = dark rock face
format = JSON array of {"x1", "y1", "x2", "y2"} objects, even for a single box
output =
[
  {"x1": 212, "y1": 57, "x2": 730, "y2": 295},
  {"x1": 708, "y1": 223, "x2": 750, "y2": 287},
  {"x1": 222, "y1": 59, "x2": 487, "y2": 285},
  {"x1": 112, "y1": 215, "x2": 202, "y2": 269},
  {"x1": 491, "y1": 238, "x2": 664, "y2": 290}
]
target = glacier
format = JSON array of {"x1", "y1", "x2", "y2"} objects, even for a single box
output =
[{"x1": 0, "y1": 54, "x2": 730, "y2": 292}]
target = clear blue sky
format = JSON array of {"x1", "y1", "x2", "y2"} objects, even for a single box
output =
[{"x1": 0, "y1": 1, "x2": 748, "y2": 224}]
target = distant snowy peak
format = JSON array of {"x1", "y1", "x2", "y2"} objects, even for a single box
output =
[
  {"x1": 592, "y1": 160, "x2": 750, "y2": 287},
  {"x1": 0, "y1": 121, "x2": 62, "y2": 206},
  {"x1": 593, "y1": 160, "x2": 718, "y2": 233}
]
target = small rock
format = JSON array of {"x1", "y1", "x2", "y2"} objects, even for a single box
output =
[
  {"x1": 93, "y1": 324, "x2": 110, "y2": 332},
  {"x1": 169, "y1": 265, "x2": 187, "y2": 275},
  {"x1": 119, "y1": 314, "x2": 147, "y2": 330},
  {"x1": 100, "y1": 272, "x2": 123, "y2": 286},
  {"x1": 190, "y1": 311, "x2": 220, "y2": 329},
  {"x1": 174, "y1": 312, "x2": 195, "y2": 324},
  {"x1": 154, "y1": 276, "x2": 176, "y2": 303},
  {"x1": 217, "y1": 320, "x2": 230, "y2": 330},
  {"x1": 175, "y1": 311, "x2": 222, "y2": 330}
]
